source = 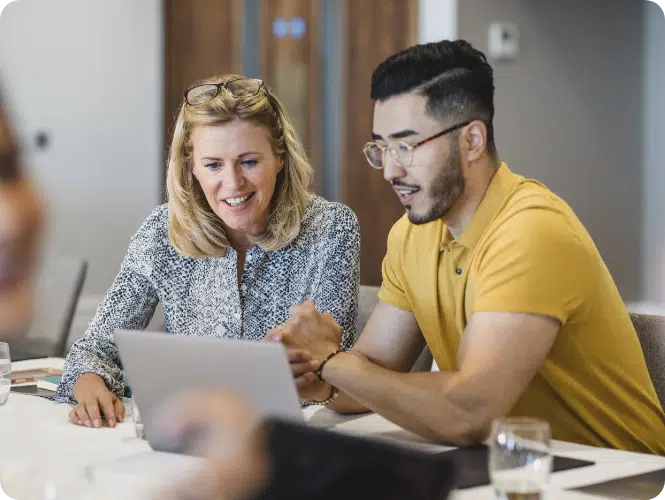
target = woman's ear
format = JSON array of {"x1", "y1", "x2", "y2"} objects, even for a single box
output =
[{"x1": 278, "y1": 157, "x2": 285, "y2": 173}]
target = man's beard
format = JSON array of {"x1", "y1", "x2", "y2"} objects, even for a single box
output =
[{"x1": 407, "y1": 142, "x2": 464, "y2": 225}]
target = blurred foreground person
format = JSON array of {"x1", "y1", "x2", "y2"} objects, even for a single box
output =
[
  {"x1": 154, "y1": 391, "x2": 455, "y2": 500},
  {"x1": 0, "y1": 96, "x2": 42, "y2": 340}
]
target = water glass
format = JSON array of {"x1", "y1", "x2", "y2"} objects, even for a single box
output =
[
  {"x1": 489, "y1": 417, "x2": 552, "y2": 500},
  {"x1": 0, "y1": 342, "x2": 11, "y2": 405}
]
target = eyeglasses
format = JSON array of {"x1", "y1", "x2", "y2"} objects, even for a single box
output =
[
  {"x1": 184, "y1": 78, "x2": 267, "y2": 106},
  {"x1": 363, "y1": 121, "x2": 472, "y2": 169}
]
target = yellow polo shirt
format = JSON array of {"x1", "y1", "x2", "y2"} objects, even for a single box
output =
[{"x1": 379, "y1": 163, "x2": 665, "y2": 454}]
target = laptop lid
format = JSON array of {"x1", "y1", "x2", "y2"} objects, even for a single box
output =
[{"x1": 115, "y1": 330, "x2": 303, "y2": 452}]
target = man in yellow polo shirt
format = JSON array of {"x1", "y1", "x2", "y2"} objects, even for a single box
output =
[{"x1": 268, "y1": 39, "x2": 665, "y2": 454}]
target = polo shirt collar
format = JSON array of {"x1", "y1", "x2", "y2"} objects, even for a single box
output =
[{"x1": 440, "y1": 163, "x2": 519, "y2": 251}]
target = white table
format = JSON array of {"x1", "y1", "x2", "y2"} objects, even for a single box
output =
[{"x1": 1, "y1": 358, "x2": 664, "y2": 499}]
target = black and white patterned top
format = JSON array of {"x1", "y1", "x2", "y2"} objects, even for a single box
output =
[{"x1": 54, "y1": 196, "x2": 360, "y2": 404}]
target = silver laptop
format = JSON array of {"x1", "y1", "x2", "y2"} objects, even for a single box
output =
[{"x1": 115, "y1": 330, "x2": 303, "y2": 452}]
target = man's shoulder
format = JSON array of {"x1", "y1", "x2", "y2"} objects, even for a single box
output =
[{"x1": 496, "y1": 180, "x2": 581, "y2": 235}]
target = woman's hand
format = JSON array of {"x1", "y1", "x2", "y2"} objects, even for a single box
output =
[{"x1": 69, "y1": 373, "x2": 125, "y2": 428}]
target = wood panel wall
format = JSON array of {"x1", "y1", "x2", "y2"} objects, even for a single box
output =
[
  {"x1": 260, "y1": 0, "x2": 320, "y2": 190},
  {"x1": 163, "y1": 0, "x2": 243, "y2": 184},
  {"x1": 341, "y1": 0, "x2": 419, "y2": 285}
]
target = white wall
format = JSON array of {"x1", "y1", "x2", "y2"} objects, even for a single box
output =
[
  {"x1": 642, "y1": 0, "x2": 665, "y2": 305},
  {"x1": 419, "y1": 0, "x2": 457, "y2": 43},
  {"x1": 0, "y1": 0, "x2": 162, "y2": 297}
]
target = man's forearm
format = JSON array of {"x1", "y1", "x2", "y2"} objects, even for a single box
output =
[{"x1": 323, "y1": 353, "x2": 487, "y2": 445}]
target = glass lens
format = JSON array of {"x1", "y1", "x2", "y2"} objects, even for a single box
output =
[
  {"x1": 389, "y1": 142, "x2": 413, "y2": 168},
  {"x1": 186, "y1": 84, "x2": 219, "y2": 105},
  {"x1": 226, "y1": 78, "x2": 262, "y2": 98},
  {"x1": 363, "y1": 143, "x2": 384, "y2": 169}
]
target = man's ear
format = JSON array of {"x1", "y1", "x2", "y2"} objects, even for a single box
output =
[{"x1": 464, "y1": 121, "x2": 488, "y2": 163}]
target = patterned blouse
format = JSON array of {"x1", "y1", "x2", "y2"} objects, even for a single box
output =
[{"x1": 54, "y1": 196, "x2": 360, "y2": 404}]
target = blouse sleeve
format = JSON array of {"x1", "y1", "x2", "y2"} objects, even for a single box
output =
[
  {"x1": 310, "y1": 205, "x2": 360, "y2": 350},
  {"x1": 53, "y1": 207, "x2": 167, "y2": 403}
]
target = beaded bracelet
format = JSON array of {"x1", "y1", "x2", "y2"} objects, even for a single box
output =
[
  {"x1": 301, "y1": 384, "x2": 340, "y2": 407},
  {"x1": 316, "y1": 349, "x2": 345, "y2": 382}
]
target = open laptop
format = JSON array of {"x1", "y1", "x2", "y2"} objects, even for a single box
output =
[{"x1": 114, "y1": 330, "x2": 303, "y2": 452}]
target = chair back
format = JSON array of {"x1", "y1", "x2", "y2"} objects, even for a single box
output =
[
  {"x1": 630, "y1": 312, "x2": 665, "y2": 410},
  {"x1": 12, "y1": 256, "x2": 87, "y2": 357}
]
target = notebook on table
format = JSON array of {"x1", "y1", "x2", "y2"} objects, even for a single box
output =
[
  {"x1": 437, "y1": 444, "x2": 594, "y2": 489},
  {"x1": 10, "y1": 367, "x2": 62, "y2": 399},
  {"x1": 11, "y1": 367, "x2": 62, "y2": 386}
]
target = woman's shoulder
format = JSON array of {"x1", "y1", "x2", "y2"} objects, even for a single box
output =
[
  {"x1": 127, "y1": 204, "x2": 176, "y2": 260},
  {"x1": 297, "y1": 196, "x2": 360, "y2": 245},
  {"x1": 302, "y1": 196, "x2": 358, "y2": 231},
  {"x1": 134, "y1": 204, "x2": 169, "y2": 240}
]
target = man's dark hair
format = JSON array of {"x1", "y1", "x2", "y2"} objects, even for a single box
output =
[{"x1": 371, "y1": 40, "x2": 497, "y2": 157}]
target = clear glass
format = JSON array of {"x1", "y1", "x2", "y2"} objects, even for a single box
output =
[
  {"x1": 0, "y1": 342, "x2": 11, "y2": 405},
  {"x1": 489, "y1": 417, "x2": 552, "y2": 500}
]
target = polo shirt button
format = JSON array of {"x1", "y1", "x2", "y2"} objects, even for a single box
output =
[{"x1": 456, "y1": 268, "x2": 462, "y2": 275}]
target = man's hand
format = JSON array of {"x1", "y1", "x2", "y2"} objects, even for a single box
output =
[
  {"x1": 266, "y1": 301, "x2": 342, "y2": 362},
  {"x1": 285, "y1": 348, "x2": 319, "y2": 389}
]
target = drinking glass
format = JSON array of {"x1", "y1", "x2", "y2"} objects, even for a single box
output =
[
  {"x1": 0, "y1": 342, "x2": 11, "y2": 405},
  {"x1": 489, "y1": 417, "x2": 552, "y2": 500}
]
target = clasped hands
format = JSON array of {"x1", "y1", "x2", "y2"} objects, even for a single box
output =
[{"x1": 263, "y1": 301, "x2": 342, "y2": 399}]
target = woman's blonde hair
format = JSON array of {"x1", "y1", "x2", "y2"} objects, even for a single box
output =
[{"x1": 166, "y1": 74, "x2": 313, "y2": 257}]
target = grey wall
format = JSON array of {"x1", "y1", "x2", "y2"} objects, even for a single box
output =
[
  {"x1": 458, "y1": 0, "x2": 644, "y2": 302},
  {"x1": 0, "y1": 0, "x2": 162, "y2": 297},
  {"x1": 643, "y1": 1, "x2": 665, "y2": 304}
]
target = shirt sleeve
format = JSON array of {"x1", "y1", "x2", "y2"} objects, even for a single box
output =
[
  {"x1": 54, "y1": 209, "x2": 164, "y2": 404},
  {"x1": 378, "y1": 219, "x2": 412, "y2": 312},
  {"x1": 471, "y1": 208, "x2": 590, "y2": 324},
  {"x1": 311, "y1": 205, "x2": 360, "y2": 350}
]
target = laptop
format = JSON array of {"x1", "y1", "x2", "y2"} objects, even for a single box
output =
[{"x1": 114, "y1": 330, "x2": 303, "y2": 452}]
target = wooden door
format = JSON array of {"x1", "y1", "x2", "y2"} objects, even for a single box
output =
[
  {"x1": 163, "y1": 0, "x2": 243, "y2": 180},
  {"x1": 341, "y1": 0, "x2": 419, "y2": 285},
  {"x1": 259, "y1": 0, "x2": 321, "y2": 190}
]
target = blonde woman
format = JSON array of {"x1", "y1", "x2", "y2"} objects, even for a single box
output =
[{"x1": 55, "y1": 75, "x2": 360, "y2": 428}]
